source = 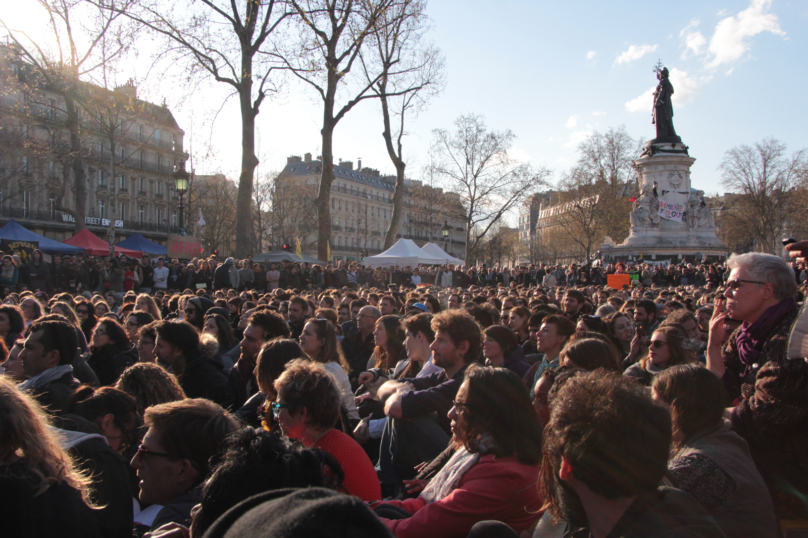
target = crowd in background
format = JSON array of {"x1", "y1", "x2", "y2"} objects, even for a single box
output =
[{"x1": 1, "y1": 244, "x2": 808, "y2": 538}]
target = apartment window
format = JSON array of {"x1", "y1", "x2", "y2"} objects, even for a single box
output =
[
  {"x1": 48, "y1": 99, "x2": 56, "y2": 119},
  {"x1": 156, "y1": 180, "x2": 163, "y2": 195},
  {"x1": 171, "y1": 211, "x2": 177, "y2": 227},
  {"x1": 331, "y1": 199, "x2": 335, "y2": 209},
  {"x1": 154, "y1": 129, "x2": 161, "y2": 143},
  {"x1": 23, "y1": 191, "x2": 30, "y2": 218},
  {"x1": 119, "y1": 203, "x2": 126, "y2": 221},
  {"x1": 157, "y1": 154, "x2": 162, "y2": 171},
  {"x1": 119, "y1": 175, "x2": 126, "y2": 190},
  {"x1": 99, "y1": 199, "x2": 106, "y2": 219},
  {"x1": 171, "y1": 133, "x2": 176, "y2": 150},
  {"x1": 22, "y1": 125, "x2": 29, "y2": 140},
  {"x1": 156, "y1": 208, "x2": 163, "y2": 224},
  {"x1": 98, "y1": 169, "x2": 104, "y2": 186},
  {"x1": 138, "y1": 124, "x2": 143, "y2": 142},
  {"x1": 11, "y1": 64, "x2": 19, "y2": 77},
  {"x1": 139, "y1": 177, "x2": 145, "y2": 192},
  {"x1": 139, "y1": 151, "x2": 144, "y2": 168},
  {"x1": 139, "y1": 206, "x2": 145, "y2": 224},
  {"x1": 120, "y1": 146, "x2": 125, "y2": 161}
]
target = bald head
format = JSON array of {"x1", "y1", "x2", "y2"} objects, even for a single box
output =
[{"x1": 357, "y1": 305, "x2": 381, "y2": 334}]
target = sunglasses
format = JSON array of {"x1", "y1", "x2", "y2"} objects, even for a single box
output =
[
  {"x1": 650, "y1": 340, "x2": 668, "y2": 349},
  {"x1": 271, "y1": 402, "x2": 289, "y2": 419},
  {"x1": 726, "y1": 279, "x2": 765, "y2": 290}
]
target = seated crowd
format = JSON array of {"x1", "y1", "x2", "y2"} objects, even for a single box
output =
[{"x1": 1, "y1": 248, "x2": 807, "y2": 538}]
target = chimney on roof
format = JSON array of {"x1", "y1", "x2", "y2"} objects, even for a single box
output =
[
  {"x1": 287, "y1": 155, "x2": 302, "y2": 164},
  {"x1": 357, "y1": 158, "x2": 362, "y2": 169},
  {"x1": 342, "y1": 161, "x2": 353, "y2": 170},
  {"x1": 115, "y1": 79, "x2": 138, "y2": 99},
  {"x1": 304, "y1": 153, "x2": 312, "y2": 162}
]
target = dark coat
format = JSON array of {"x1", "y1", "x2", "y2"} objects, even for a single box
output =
[
  {"x1": 178, "y1": 349, "x2": 228, "y2": 405},
  {"x1": 87, "y1": 343, "x2": 138, "y2": 387},
  {"x1": 223, "y1": 358, "x2": 257, "y2": 412},
  {"x1": 0, "y1": 461, "x2": 101, "y2": 538},
  {"x1": 31, "y1": 370, "x2": 80, "y2": 416},
  {"x1": 54, "y1": 415, "x2": 133, "y2": 538},
  {"x1": 213, "y1": 264, "x2": 232, "y2": 290}
]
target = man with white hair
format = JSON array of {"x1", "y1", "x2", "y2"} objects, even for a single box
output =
[{"x1": 707, "y1": 252, "x2": 808, "y2": 519}]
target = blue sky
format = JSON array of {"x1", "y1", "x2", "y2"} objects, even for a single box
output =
[{"x1": 4, "y1": 0, "x2": 807, "y2": 207}]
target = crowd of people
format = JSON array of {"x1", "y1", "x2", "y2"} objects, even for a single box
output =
[{"x1": 2, "y1": 245, "x2": 808, "y2": 538}]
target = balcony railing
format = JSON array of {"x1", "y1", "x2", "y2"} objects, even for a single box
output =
[
  {"x1": 0, "y1": 207, "x2": 179, "y2": 235},
  {"x1": 332, "y1": 185, "x2": 391, "y2": 202},
  {"x1": 86, "y1": 147, "x2": 173, "y2": 175}
]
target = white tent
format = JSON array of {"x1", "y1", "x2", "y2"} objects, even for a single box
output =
[
  {"x1": 363, "y1": 238, "x2": 445, "y2": 268},
  {"x1": 421, "y1": 242, "x2": 465, "y2": 265}
]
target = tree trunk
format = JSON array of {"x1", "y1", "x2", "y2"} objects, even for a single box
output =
[
  {"x1": 316, "y1": 66, "x2": 338, "y2": 263},
  {"x1": 235, "y1": 52, "x2": 259, "y2": 258},
  {"x1": 380, "y1": 91, "x2": 407, "y2": 250},
  {"x1": 63, "y1": 92, "x2": 87, "y2": 232}
]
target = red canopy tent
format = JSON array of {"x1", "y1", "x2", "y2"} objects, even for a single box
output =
[{"x1": 63, "y1": 229, "x2": 144, "y2": 257}]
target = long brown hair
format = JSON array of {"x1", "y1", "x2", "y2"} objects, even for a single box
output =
[
  {"x1": 374, "y1": 315, "x2": 405, "y2": 371},
  {"x1": 306, "y1": 319, "x2": 351, "y2": 373},
  {"x1": 639, "y1": 325, "x2": 696, "y2": 371}
]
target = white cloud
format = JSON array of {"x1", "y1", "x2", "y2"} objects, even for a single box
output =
[
  {"x1": 614, "y1": 44, "x2": 658, "y2": 66},
  {"x1": 624, "y1": 68, "x2": 698, "y2": 113},
  {"x1": 565, "y1": 115, "x2": 579, "y2": 129},
  {"x1": 566, "y1": 128, "x2": 593, "y2": 148},
  {"x1": 508, "y1": 147, "x2": 532, "y2": 164},
  {"x1": 679, "y1": 19, "x2": 708, "y2": 58},
  {"x1": 625, "y1": 87, "x2": 654, "y2": 113},
  {"x1": 592, "y1": 111, "x2": 606, "y2": 116},
  {"x1": 706, "y1": 0, "x2": 785, "y2": 68},
  {"x1": 586, "y1": 51, "x2": 597, "y2": 60}
]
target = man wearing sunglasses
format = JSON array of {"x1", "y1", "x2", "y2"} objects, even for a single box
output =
[{"x1": 131, "y1": 399, "x2": 239, "y2": 534}]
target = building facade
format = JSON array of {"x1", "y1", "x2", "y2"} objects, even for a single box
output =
[
  {"x1": 277, "y1": 153, "x2": 467, "y2": 262},
  {"x1": 0, "y1": 43, "x2": 187, "y2": 246}
]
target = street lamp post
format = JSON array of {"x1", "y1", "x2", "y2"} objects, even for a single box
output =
[
  {"x1": 173, "y1": 161, "x2": 190, "y2": 235},
  {"x1": 442, "y1": 221, "x2": 451, "y2": 253}
]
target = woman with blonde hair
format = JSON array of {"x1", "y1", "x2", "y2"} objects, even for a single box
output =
[
  {"x1": 134, "y1": 293, "x2": 162, "y2": 320},
  {"x1": 297, "y1": 318, "x2": 359, "y2": 421},
  {"x1": 0, "y1": 376, "x2": 100, "y2": 537}
]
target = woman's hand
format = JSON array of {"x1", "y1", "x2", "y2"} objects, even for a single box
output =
[
  {"x1": 353, "y1": 418, "x2": 371, "y2": 444},
  {"x1": 144, "y1": 523, "x2": 190, "y2": 538},
  {"x1": 358, "y1": 371, "x2": 375, "y2": 386},
  {"x1": 402, "y1": 479, "x2": 429, "y2": 495}
]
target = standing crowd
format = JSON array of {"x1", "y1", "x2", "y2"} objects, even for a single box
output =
[{"x1": 2, "y1": 246, "x2": 808, "y2": 538}]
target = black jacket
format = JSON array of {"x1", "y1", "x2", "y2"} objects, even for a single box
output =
[
  {"x1": 178, "y1": 349, "x2": 228, "y2": 405},
  {"x1": 54, "y1": 415, "x2": 133, "y2": 538},
  {"x1": 87, "y1": 343, "x2": 138, "y2": 387},
  {"x1": 213, "y1": 264, "x2": 232, "y2": 290},
  {"x1": 340, "y1": 330, "x2": 376, "y2": 387},
  {"x1": 0, "y1": 461, "x2": 101, "y2": 538},
  {"x1": 31, "y1": 370, "x2": 80, "y2": 416},
  {"x1": 223, "y1": 358, "x2": 257, "y2": 412}
]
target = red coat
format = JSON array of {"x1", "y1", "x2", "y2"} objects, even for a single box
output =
[{"x1": 376, "y1": 454, "x2": 542, "y2": 538}]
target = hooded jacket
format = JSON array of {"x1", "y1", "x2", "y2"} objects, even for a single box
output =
[{"x1": 177, "y1": 340, "x2": 228, "y2": 405}]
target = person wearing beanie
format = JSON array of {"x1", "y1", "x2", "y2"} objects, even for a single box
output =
[
  {"x1": 185, "y1": 296, "x2": 214, "y2": 330},
  {"x1": 202, "y1": 488, "x2": 392, "y2": 538}
]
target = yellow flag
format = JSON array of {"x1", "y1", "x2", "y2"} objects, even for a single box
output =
[
  {"x1": 296, "y1": 238, "x2": 303, "y2": 257},
  {"x1": 327, "y1": 240, "x2": 331, "y2": 262}
]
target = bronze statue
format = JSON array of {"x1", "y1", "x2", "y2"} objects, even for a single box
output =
[{"x1": 651, "y1": 67, "x2": 681, "y2": 144}]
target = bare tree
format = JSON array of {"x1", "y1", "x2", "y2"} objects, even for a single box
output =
[
  {"x1": 719, "y1": 138, "x2": 807, "y2": 254},
  {"x1": 281, "y1": 0, "x2": 395, "y2": 261},
  {"x1": 109, "y1": 0, "x2": 292, "y2": 256},
  {"x1": 269, "y1": 171, "x2": 317, "y2": 249},
  {"x1": 1, "y1": 0, "x2": 136, "y2": 232},
  {"x1": 359, "y1": 0, "x2": 445, "y2": 249},
  {"x1": 430, "y1": 113, "x2": 549, "y2": 260},
  {"x1": 187, "y1": 174, "x2": 237, "y2": 255},
  {"x1": 251, "y1": 173, "x2": 274, "y2": 254}
]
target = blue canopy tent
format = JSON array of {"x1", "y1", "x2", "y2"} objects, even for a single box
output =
[
  {"x1": 115, "y1": 233, "x2": 167, "y2": 255},
  {"x1": 0, "y1": 219, "x2": 84, "y2": 254}
]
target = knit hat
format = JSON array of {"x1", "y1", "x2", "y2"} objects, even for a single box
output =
[
  {"x1": 206, "y1": 306, "x2": 230, "y2": 319},
  {"x1": 201, "y1": 487, "x2": 392, "y2": 538},
  {"x1": 225, "y1": 258, "x2": 235, "y2": 266}
]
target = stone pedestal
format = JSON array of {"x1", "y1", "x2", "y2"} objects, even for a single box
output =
[{"x1": 600, "y1": 143, "x2": 728, "y2": 261}]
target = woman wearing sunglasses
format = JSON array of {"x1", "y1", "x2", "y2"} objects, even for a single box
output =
[{"x1": 624, "y1": 325, "x2": 696, "y2": 386}]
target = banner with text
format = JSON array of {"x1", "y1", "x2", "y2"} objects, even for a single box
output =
[
  {"x1": 658, "y1": 200, "x2": 685, "y2": 222},
  {"x1": 1, "y1": 239, "x2": 38, "y2": 263},
  {"x1": 168, "y1": 235, "x2": 201, "y2": 259}
]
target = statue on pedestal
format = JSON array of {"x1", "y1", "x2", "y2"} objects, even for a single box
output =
[
  {"x1": 652, "y1": 67, "x2": 681, "y2": 144},
  {"x1": 630, "y1": 185, "x2": 660, "y2": 229}
]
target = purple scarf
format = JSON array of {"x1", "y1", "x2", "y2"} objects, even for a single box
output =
[{"x1": 735, "y1": 298, "x2": 798, "y2": 380}]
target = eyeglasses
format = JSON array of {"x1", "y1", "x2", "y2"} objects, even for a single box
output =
[
  {"x1": 135, "y1": 444, "x2": 175, "y2": 460},
  {"x1": 726, "y1": 279, "x2": 766, "y2": 290},
  {"x1": 94, "y1": 330, "x2": 107, "y2": 336},
  {"x1": 651, "y1": 340, "x2": 668, "y2": 349},
  {"x1": 452, "y1": 399, "x2": 473, "y2": 413},
  {"x1": 126, "y1": 320, "x2": 140, "y2": 328},
  {"x1": 271, "y1": 402, "x2": 289, "y2": 419}
]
